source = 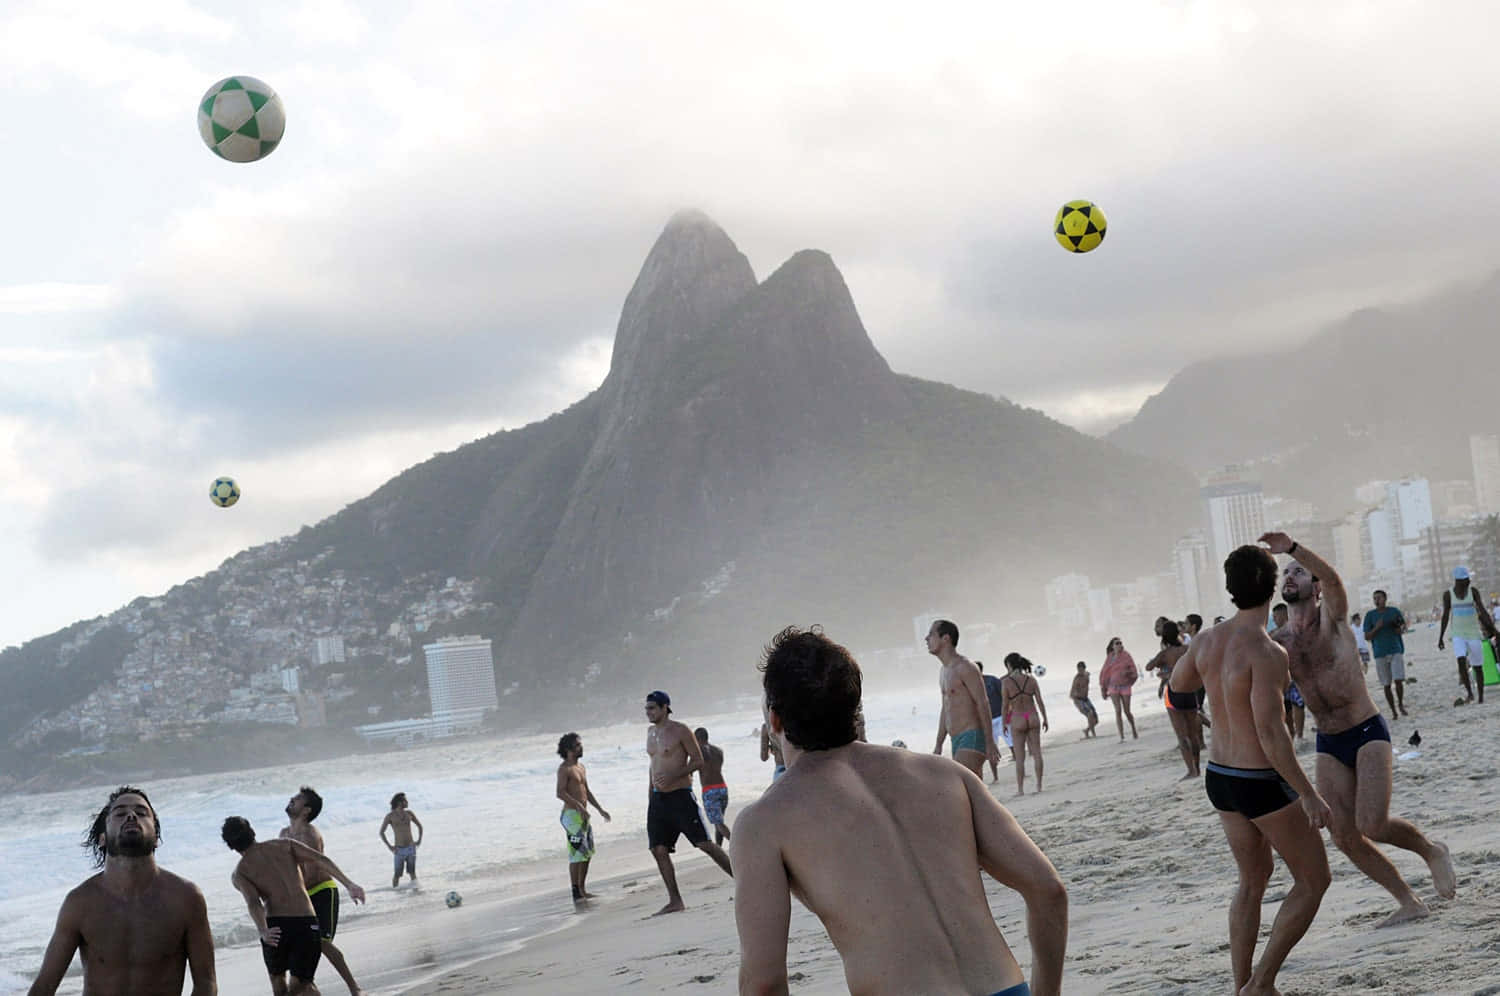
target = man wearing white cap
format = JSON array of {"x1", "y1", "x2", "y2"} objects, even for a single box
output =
[{"x1": 1439, "y1": 566, "x2": 1496, "y2": 704}]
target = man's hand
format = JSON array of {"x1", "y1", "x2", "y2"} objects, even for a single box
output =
[
  {"x1": 260, "y1": 925, "x2": 282, "y2": 947},
  {"x1": 349, "y1": 884, "x2": 367, "y2": 904},
  {"x1": 385, "y1": 843, "x2": 395, "y2": 853},
  {"x1": 1042, "y1": 718, "x2": 1049, "y2": 732},
  {"x1": 1439, "y1": 636, "x2": 1446, "y2": 651},
  {"x1": 988, "y1": 744, "x2": 1002, "y2": 767},
  {"x1": 599, "y1": 809, "x2": 612, "y2": 822},
  {"x1": 1300, "y1": 792, "x2": 1331, "y2": 830},
  {"x1": 1260, "y1": 531, "x2": 1295, "y2": 555}
]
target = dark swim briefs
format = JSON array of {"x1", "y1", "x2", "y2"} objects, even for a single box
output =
[
  {"x1": 262, "y1": 915, "x2": 322, "y2": 980},
  {"x1": 1205, "y1": 762, "x2": 1299, "y2": 820},
  {"x1": 990, "y1": 983, "x2": 1031, "y2": 996},
  {"x1": 647, "y1": 787, "x2": 709, "y2": 852},
  {"x1": 1316, "y1": 713, "x2": 1391, "y2": 769},
  {"x1": 1166, "y1": 687, "x2": 1198, "y2": 711}
]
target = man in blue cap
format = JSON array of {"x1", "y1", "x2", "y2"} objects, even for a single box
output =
[
  {"x1": 1439, "y1": 566, "x2": 1496, "y2": 704},
  {"x1": 644, "y1": 690, "x2": 732, "y2": 914}
]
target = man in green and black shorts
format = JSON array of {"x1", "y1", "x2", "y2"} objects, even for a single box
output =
[{"x1": 282, "y1": 786, "x2": 366, "y2": 996}]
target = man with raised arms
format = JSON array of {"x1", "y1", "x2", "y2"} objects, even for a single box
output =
[
  {"x1": 224, "y1": 815, "x2": 366, "y2": 996},
  {"x1": 645, "y1": 690, "x2": 732, "y2": 915},
  {"x1": 1262, "y1": 531, "x2": 1455, "y2": 926},
  {"x1": 926, "y1": 618, "x2": 1002, "y2": 777},
  {"x1": 736, "y1": 626, "x2": 1067, "y2": 996},
  {"x1": 1168, "y1": 545, "x2": 1332, "y2": 996},
  {"x1": 29, "y1": 786, "x2": 216, "y2": 996},
  {"x1": 280, "y1": 786, "x2": 365, "y2": 996}
]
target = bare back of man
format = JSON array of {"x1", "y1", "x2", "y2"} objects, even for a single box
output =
[
  {"x1": 698, "y1": 742, "x2": 726, "y2": 789},
  {"x1": 281, "y1": 810, "x2": 364, "y2": 996},
  {"x1": 236, "y1": 839, "x2": 322, "y2": 918},
  {"x1": 1262, "y1": 533, "x2": 1456, "y2": 926},
  {"x1": 736, "y1": 742, "x2": 1065, "y2": 996},
  {"x1": 1170, "y1": 585, "x2": 1332, "y2": 996}
]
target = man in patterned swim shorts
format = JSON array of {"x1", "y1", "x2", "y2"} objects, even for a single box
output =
[
  {"x1": 695, "y1": 727, "x2": 731, "y2": 845},
  {"x1": 556, "y1": 732, "x2": 611, "y2": 901}
]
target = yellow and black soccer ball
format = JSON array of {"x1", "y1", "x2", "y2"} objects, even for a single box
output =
[{"x1": 1054, "y1": 200, "x2": 1107, "y2": 253}]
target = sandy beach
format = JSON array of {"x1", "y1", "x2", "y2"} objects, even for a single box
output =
[{"x1": 402, "y1": 644, "x2": 1500, "y2": 995}]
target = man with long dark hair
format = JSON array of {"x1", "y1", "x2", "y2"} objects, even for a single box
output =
[
  {"x1": 29, "y1": 786, "x2": 216, "y2": 995},
  {"x1": 735, "y1": 626, "x2": 1067, "y2": 996}
]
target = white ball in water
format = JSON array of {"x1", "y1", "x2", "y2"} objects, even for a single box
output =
[{"x1": 445, "y1": 890, "x2": 462, "y2": 908}]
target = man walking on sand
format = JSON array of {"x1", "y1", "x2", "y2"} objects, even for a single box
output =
[
  {"x1": 694, "y1": 727, "x2": 732, "y2": 845},
  {"x1": 644, "y1": 690, "x2": 732, "y2": 915},
  {"x1": 1262, "y1": 532, "x2": 1456, "y2": 926},
  {"x1": 378, "y1": 793, "x2": 423, "y2": 889},
  {"x1": 1362, "y1": 590, "x2": 1408, "y2": 720},
  {"x1": 224, "y1": 816, "x2": 366, "y2": 996},
  {"x1": 927, "y1": 619, "x2": 1002, "y2": 777},
  {"x1": 280, "y1": 787, "x2": 365, "y2": 996},
  {"x1": 556, "y1": 732, "x2": 611, "y2": 902},
  {"x1": 1168, "y1": 545, "x2": 1332, "y2": 996},
  {"x1": 1069, "y1": 661, "x2": 1099, "y2": 738},
  {"x1": 28, "y1": 786, "x2": 217, "y2": 996},
  {"x1": 735, "y1": 626, "x2": 1067, "y2": 996},
  {"x1": 1439, "y1": 565, "x2": 1496, "y2": 704}
]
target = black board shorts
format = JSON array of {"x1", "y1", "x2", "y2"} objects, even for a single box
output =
[
  {"x1": 262, "y1": 915, "x2": 322, "y2": 980},
  {"x1": 1205, "y1": 762, "x2": 1298, "y2": 821},
  {"x1": 647, "y1": 788, "x2": 709, "y2": 852},
  {"x1": 309, "y1": 885, "x2": 339, "y2": 940}
]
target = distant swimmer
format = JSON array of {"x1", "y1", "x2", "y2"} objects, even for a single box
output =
[
  {"x1": 280, "y1": 786, "x2": 365, "y2": 996},
  {"x1": 644, "y1": 690, "x2": 732, "y2": 915},
  {"x1": 1169, "y1": 545, "x2": 1331, "y2": 996},
  {"x1": 1001, "y1": 653, "x2": 1048, "y2": 795},
  {"x1": 1439, "y1": 565, "x2": 1497, "y2": 704},
  {"x1": 556, "y1": 732, "x2": 611, "y2": 902},
  {"x1": 1150, "y1": 621, "x2": 1200, "y2": 779},
  {"x1": 1263, "y1": 532, "x2": 1456, "y2": 926},
  {"x1": 735, "y1": 626, "x2": 1068, "y2": 996},
  {"x1": 926, "y1": 619, "x2": 1002, "y2": 777},
  {"x1": 28, "y1": 786, "x2": 216, "y2": 996},
  {"x1": 759, "y1": 721, "x2": 786, "y2": 780},
  {"x1": 694, "y1": 727, "x2": 732, "y2": 845},
  {"x1": 223, "y1": 816, "x2": 366, "y2": 996},
  {"x1": 1099, "y1": 637, "x2": 1139, "y2": 741},
  {"x1": 1069, "y1": 661, "x2": 1099, "y2": 738},
  {"x1": 379, "y1": 792, "x2": 424, "y2": 889}
]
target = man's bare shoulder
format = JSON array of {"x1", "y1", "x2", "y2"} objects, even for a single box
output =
[
  {"x1": 64, "y1": 873, "x2": 108, "y2": 907},
  {"x1": 667, "y1": 719, "x2": 695, "y2": 741}
]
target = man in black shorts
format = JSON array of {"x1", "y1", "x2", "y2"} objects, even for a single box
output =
[
  {"x1": 1170, "y1": 545, "x2": 1331, "y2": 996},
  {"x1": 644, "y1": 690, "x2": 732, "y2": 914}
]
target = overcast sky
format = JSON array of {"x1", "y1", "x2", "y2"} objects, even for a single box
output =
[{"x1": 2, "y1": 0, "x2": 1497, "y2": 649}]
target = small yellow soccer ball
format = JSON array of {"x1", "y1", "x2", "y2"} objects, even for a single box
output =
[{"x1": 1054, "y1": 200, "x2": 1107, "y2": 254}]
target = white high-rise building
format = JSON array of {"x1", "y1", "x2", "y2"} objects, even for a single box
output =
[
  {"x1": 1471, "y1": 435, "x2": 1500, "y2": 515},
  {"x1": 1044, "y1": 574, "x2": 1091, "y2": 631},
  {"x1": 314, "y1": 635, "x2": 345, "y2": 666},
  {"x1": 1172, "y1": 531, "x2": 1216, "y2": 615},
  {"x1": 424, "y1": 635, "x2": 499, "y2": 716},
  {"x1": 1201, "y1": 467, "x2": 1267, "y2": 572}
]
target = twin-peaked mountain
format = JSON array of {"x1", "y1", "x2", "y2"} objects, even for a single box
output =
[{"x1": 7, "y1": 212, "x2": 1199, "y2": 736}]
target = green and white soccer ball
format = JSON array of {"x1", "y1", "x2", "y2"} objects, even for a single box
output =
[
  {"x1": 445, "y1": 890, "x2": 463, "y2": 908},
  {"x1": 198, "y1": 76, "x2": 285, "y2": 163},
  {"x1": 209, "y1": 477, "x2": 240, "y2": 508}
]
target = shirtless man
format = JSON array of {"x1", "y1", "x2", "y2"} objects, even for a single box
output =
[
  {"x1": 1167, "y1": 545, "x2": 1331, "y2": 996},
  {"x1": 1069, "y1": 661, "x2": 1099, "y2": 737},
  {"x1": 378, "y1": 792, "x2": 423, "y2": 889},
  {"x1": 736, "y1": 626, "x2": 1067, "y2": 996},
  {"x1": 280, "y1": 787, "x2": 364, "y2": 996},
  {"x1": 695, "y1": 727, "x2": 732, "y2": 845},
  {"x1": 927, "y1": 619, "x2": 1002, "y2": 777},
  {"x1": 1439, "y1": 565, "x2": 1497, "y2": 704},
  {"x1": 28, "y1": 787, "x2": 216, "y2": 996},
  {"x1": 223, "y1": 816, "x2": 366, "y2": 996},
  {"x1": 759, "y1": 721, "x2": 786, "y2": 780},
  {"x1": 645, "y1": 690, "x2": 732, "y2": 914},
  {"x1": 1000, "y1": 652, "x2": 1049, "y2": 796},
  {"x1": 556, "y1": 732, "x2": 611, "y2": 901},
  {"x1": 1262, "y1": 532, "x2": 1456, "y2": 926}
]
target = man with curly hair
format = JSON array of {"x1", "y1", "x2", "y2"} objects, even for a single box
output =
[
  {"x1": 28, "y1": 786, "x2": 217, "y2": 995},
  {"x1": 735, "y1": 626, "x2": 1067, "y2": 996},
  {"x1": 556, "y1": 732, "x2": 611, "y2": 901}
]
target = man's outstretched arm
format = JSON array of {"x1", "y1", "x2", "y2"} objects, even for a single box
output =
[
  {"x1": 185, "y1": 883, "x2": 218, "y2": 996},
  {"x1": 1262, "y1": 532, "x2": 1348, "y2": 621},
  {"x1": 1249, "y1": 647, "x2": 1329, "y2": 829},
  {"x1": 967, "y1": 772, "x2": 1067, "y2": 996}
]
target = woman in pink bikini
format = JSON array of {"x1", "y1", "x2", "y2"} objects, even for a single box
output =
[
  {"x1": 1099, "y1": 637, "x2": 1139, "y2": 741},
  {"x1": 1000, "y1": 652, "x2": 1048, "y2": 796}
]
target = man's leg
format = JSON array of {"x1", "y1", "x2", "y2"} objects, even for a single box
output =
[
  {"x1": 956, "y1": 749, "x2": 986, "y2": 778},
  {"x1": 1458, "y1": 656, "x2": 1474, "y2": 701},
  {"x1": 270, "y1": 974, "x2": 290, "y2": 996},
  {"x1": 651, "y1": 845, "x2": 686, "y2": 914},
  {"x1": 694, "y1": 839, "x2": 734, "y2": 877},
  {"x1": 1294, "y1": 706, "x2": 1305, "y2": 740},
  {"x1": 1472, "y1": 665, "x2": 1485, "y2": 704},
  {"x1": 1382, "y1": 682, "x2": 1398, "y2": 720},
  {"x1": 1216, "y1": 812, "x2": 1272, "y2": 993},
  {"x1": 286, "y1": 979, "x2": 321, "y2": 996},
  {"x1": 1317, "y1": 752, "x2": 1427, "y2": 924},
  {"x1": 1394, "y1": 679, "x2": 1407, "y2": 716},
  {"x1": 1246, "y1": 802, "x2": 1331, "y2": 995},
  {"x1": 320, "y1": 941, "x2": 361, "y2": 996},
  {"x1": 579, "y1": 859, "x2": 595, "y2": 898},
  {"x1": 1351, "y1": 742, "x2": 1456, "y2": 901}
]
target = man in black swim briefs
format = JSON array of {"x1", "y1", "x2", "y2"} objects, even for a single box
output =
[
  {"x1": 1170, "y1": 544, "x2": 1331, "y2": 996},
  {"x1": 1262, "y1": 532, "x2": 1456, "y2": 927}
]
